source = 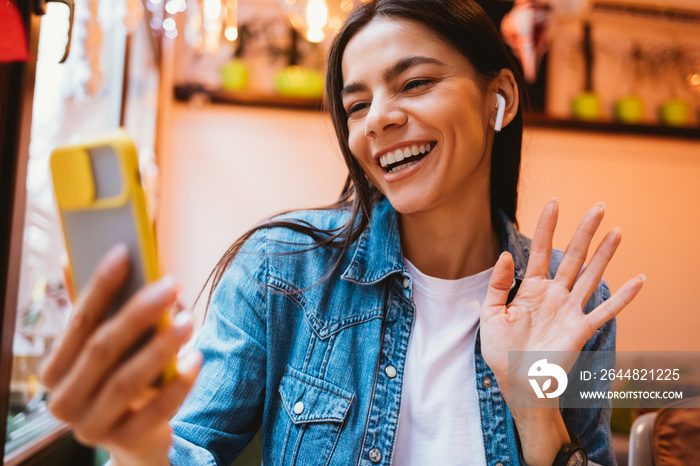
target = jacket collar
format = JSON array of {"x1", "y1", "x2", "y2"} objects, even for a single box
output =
[
  {"x1": 341, "y1": 197, "x2": 404, "y2": 284},
  {"x1": 341, "y1": 196, "x2": 530, "y2": 284}
]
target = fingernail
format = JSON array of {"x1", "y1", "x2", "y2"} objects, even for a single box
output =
[
  {"x1": 548, "y1": 197, "x2": 559, "y2": 206},
  {"x1": 595, "y1": 201, "x2": 606, "y2": 212},
  {"x1": 614, "y1": 226, "x2": 622, "y2": 236},
  {"x1": 149, "y1": 275, "x2": 176, "y2": 301},
  {"x1": 639, "y1": 274, "x2": 646, "y2": 283},
  {"x1": 173, "y1": 310, "x2": 193, "y2": 335},
  {"x1": 177, "y1": 349, "x2": 202, "y2": 373},
  {"x1": 104, "y1": 243, "x2": 129, "y2": 269}
]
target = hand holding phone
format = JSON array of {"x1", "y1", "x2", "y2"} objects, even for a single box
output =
[{"x1": 41, "y1": 131, "x2": 200, "y2": 460}]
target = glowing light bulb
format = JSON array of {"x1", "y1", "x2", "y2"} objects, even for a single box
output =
[
  {"x1": 306, "y1": 0, "x2": 327, "y2": 31},
  {"x1": 162, "y1": 17, "x2": 176, "y2": 31},
  {"x1": 306, "y1": 28, "x2": 325, "y2": 43},
  {"x1": 204, "y1": 0, "x2": 221, "y2": 21},
  {"x1": 165, "y1": 0, "x2": 179, "y2": 15},
  {"x1": 225, "y1": 26, "x2": 238, "y2": 41},
  {"x1": 689, "y1": 73, "x2": 700, "y2": 88}
]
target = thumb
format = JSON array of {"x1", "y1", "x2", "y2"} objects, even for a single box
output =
[{"x1": 483, "y1": 251, "x2": 515, "y2": 317}]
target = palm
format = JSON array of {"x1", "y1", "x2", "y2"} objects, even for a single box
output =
[{"x1": 480, "y1": 200, "x2": 644, "y2": 401}]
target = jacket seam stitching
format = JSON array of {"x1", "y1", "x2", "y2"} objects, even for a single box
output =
[{"x1": 320, "y1": 333, "x2": 336, "y2": 377}]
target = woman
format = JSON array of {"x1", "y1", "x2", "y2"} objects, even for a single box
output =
[{"x1": 40, "y1": 0, "x2": 644, "y2": 465}]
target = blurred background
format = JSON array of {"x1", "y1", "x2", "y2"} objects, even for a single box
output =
[{"x1": 1, "y1": 0, "x2": 700, "y2": 464}]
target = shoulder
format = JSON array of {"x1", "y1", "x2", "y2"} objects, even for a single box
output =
[
  {"x1": 210, "y1": 206, "x2": 355, "y2": 319},
  {"x1": 227, "y1": 206, "x2": 355, "y2": 290},
  {"x1": 262, "y1": 206, "x2": 353, "y2": 248},
  {"x1": 235, "y1": 206, "x2": 353, "y2": 261}
]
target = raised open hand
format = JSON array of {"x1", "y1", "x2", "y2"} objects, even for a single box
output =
[{"x1": 480, "y1": 199, "x2": 645, "y2": 401}]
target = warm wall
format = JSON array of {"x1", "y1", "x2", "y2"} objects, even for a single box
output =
[
  {"x1": 157, "y1": 103, "x2": 348, "y2": 320},
  {"x1": 158, "y1": 102, "x2": 700, "y2": 351},
  {"x1": 518, "y1": 128, "x2": 700, "y2": 351}
]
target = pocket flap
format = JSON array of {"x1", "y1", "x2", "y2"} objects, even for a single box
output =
[{"x1": 278, "y1": 365, "x2": 354, "y2": 425}]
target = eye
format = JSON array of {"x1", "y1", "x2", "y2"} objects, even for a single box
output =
[
  {"x1": 402, "y1": 79, "x2": 433, "y2": 92},
  {"x1": 345, "y1": 102, "x2": 369, "y2": 117}
]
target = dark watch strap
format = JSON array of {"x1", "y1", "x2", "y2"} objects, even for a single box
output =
[
  {"x1": 552, "y1": 443, "x2": 587, "y2": 466},
  {"x1": 513, "y1": 422, "x2": 589, "y2": 466},
  {"x1": 552, "y1": 427, "x2": 588, "y2": 466}
]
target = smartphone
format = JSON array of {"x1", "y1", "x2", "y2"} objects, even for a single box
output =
[{"x1": 50, "y1": 130, "x2": 175, "y2": 383}]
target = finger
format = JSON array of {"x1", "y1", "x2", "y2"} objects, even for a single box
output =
[
  {"x1": 524, "y1": 198, "x2": 558, "y2": 279},
  {"x1": 74, "y1": 311, "x2": 194, "y2": 444},
  {"x1": 570, "y1": 228, "x2": 622, "y2": 306},
  {"x1": 171, "y1": 300, "x2": 186, "y2": 316},
  {"x1": 109, "y1": 350, "x2": 202, "y2": 447},
  {"x1": 554, "y1": 202, "x2": 606, "y2": 289},
  {"x1": 48, "y1": 276, "x2": 177, "y2": 423},
  {"x1": 41, "y1": 243, "x2": 130, "y2": 390},
  {"x1": 585, "y1": 275, "x2": 645, "y2": 333},
  {"x1": 483, "y1": 251, "x2": 515, "y2": 317}
]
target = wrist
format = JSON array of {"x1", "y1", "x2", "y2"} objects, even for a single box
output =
[{"x1": 512, "y1": 408, "x2": 570, "y2": 466}]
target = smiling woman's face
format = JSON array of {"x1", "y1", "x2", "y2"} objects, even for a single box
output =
[{"x1": 341, "y1": 17, "x2": 498, "y2": 216}]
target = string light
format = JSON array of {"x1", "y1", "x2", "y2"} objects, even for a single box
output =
[
  {"x1": 162, "y1": 17, "x2": 176, "y2": 31},
  {"x1": 225, "y1": 26, "x2": 238, "y2": 41},
  {"x1": 204, "y1": 0, "x2": 222, "y2": 21}
]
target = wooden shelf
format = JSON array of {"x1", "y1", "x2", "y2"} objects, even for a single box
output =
[
  {"x1": 526, "y1": 115, "x2": 700, "y2": 141},
  {"x1": 174, "y1": 85, "x2": 700, "y2": 141},
  {"x1": 174, "y1": 85, "x2": 323, "y2": 111}
]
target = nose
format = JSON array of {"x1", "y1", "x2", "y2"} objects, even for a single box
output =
[{"x1": 363, "y1": 94, "x2": 407, "y2": 137}]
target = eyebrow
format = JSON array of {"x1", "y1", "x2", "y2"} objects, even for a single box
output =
[{"x1": 341, "y1": 55, "x2": 446, "y2": 98}]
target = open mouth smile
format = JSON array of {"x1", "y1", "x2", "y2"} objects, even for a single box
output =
[{"x1": 379, "y1": 142, "x2": 435, "y2": 174}]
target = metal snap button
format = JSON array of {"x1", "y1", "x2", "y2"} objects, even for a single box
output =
[
  {"x1": 495, "y1": 462, "x2": 505, "y2": 466},
  {"x1": 293, "y1": 401, "x2": 304, "y2": 415},
  {"x1": 402, "y1": 277, "x2": 410, "y2": 289},
  {"x1": 369, "y1": 448, "x2": 382, "y2": 463},
  {"x1": 385, "y1": 365, "x2": 397, "y2": 378},
  {"x1": 483, "y1": 377, "x2": 493, "y2": 388}
]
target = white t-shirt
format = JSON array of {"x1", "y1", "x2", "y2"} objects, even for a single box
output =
[{"x1": 392, "y1": 260, "x2": 492, "y2": 466}]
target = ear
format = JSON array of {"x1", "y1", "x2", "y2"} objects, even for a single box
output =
[{"x1": 489, "y1": 69, "x2": 519, "y2": 132}]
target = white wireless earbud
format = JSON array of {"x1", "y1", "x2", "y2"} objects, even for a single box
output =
[{"x1": 494, "y1": 94, "x2": 506, "y2": 132}]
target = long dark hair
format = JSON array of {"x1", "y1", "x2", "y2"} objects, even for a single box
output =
[{"x1": 203, "y1": 0, "x2": 523, "y2": 306}]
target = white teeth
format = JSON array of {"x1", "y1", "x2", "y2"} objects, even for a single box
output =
[
  {"x1": 388, "y1": 160, "x2": 419, "y2": 173},
  {"x1": 378, "y1": 142, "x2": 434, "y2": 170}
]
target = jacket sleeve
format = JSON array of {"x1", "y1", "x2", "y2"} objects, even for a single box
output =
[
  {"x1": 169, "y1": 231, "x2": 269, "y2": 466},
  {"x1": 562, "y1": 279, "x2": 617, "y2": 466}
]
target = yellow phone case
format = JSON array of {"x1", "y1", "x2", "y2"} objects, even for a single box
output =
[{"x1": 51, "y1": 130, "x2": 176, "y2": 384}]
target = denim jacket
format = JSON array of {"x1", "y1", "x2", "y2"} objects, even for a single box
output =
[{"x1": 170, "y1": 197, "x2": 616, "y2": 466}]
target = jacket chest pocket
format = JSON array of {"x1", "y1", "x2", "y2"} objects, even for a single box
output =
[{"x1": 274, "y1": 365, "x2": 354, "y2": 466}]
